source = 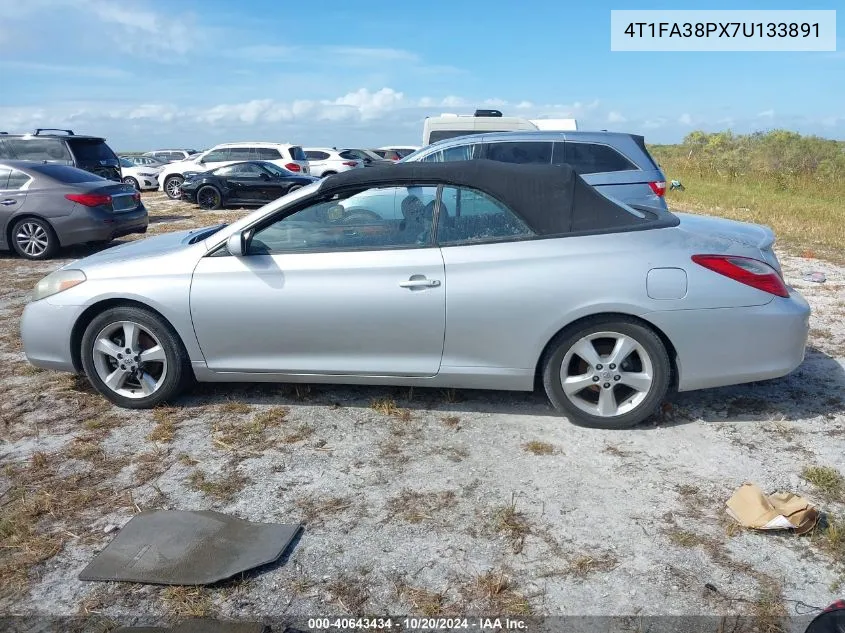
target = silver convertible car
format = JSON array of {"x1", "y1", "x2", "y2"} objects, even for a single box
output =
[{"x1": 20, "y1": 160, "x2": 810, "y2": 428}]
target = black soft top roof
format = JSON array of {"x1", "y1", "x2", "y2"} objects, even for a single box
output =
[{"x1": 318, "y1": 159, "x2": 658, "y2": 235}]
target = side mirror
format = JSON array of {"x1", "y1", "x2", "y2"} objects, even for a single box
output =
[{"x1": 226, "y1": 232, "x2": 245, "y2": 257}]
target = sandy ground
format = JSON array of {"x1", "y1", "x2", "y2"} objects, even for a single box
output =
[{"x1": 1, "y1": 193, "x2": 844, "y2": 628}]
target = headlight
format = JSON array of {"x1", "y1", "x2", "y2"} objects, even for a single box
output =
[{"x1": 32, "y1": 269, "x2": 86, "y2": 301}]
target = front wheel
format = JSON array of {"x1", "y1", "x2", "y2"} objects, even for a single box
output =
[
  {"x1": 123, "y1": 176, "x2": 140, "y2": 190},
  {"x1": 196, "y1": 185, "x2": 222, "y2": 210},
  {"x1": 80, "y1": 306, "x2": 192, "y2": 409},
  {"x1": 164, "y1": 175, "x2": 184, "y2": 200},
  {"x1": 542, "y1": 317, "x2": 670, "y2": 429}
]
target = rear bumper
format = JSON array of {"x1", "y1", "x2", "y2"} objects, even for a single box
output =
[
  {"x1": 644, "y1": 290, "x2": 811, "y2": 392},
  {"x1": 52, "y1": 204, "x2": 149, "y2": 246}
]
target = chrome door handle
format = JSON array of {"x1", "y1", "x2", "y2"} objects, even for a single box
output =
[
  {"x1": 0, "y1": 200, "x2": 16, "y2": 206},
  {"x1": 399, "y1": 278, "x2": 440, "y2": 288}
]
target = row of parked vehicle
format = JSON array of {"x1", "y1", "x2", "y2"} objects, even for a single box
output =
[{"x1": 0, "y1": 119, "x2": 668, "y2": 259}]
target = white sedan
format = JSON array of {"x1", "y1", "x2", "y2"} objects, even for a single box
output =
[{"x1": 119, "y1": 157, "x2": 161, "y2": 191}]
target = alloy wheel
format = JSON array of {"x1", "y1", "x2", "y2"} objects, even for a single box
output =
[
  {"x1": 165, "y1": 177, "x2": 183, "y2": 198},
  {"x1": 198, "y1": 187, "x2": 220, "y2": 209},
  {"x1": 559, "y1": 331, "x2": 654, "y2": 417},
  {"x1": 15, "y1": 222, "x2": 50, "y2": 258},
  {"x1": 92, "y1": 320, "x2": 168, "y2": 399}
]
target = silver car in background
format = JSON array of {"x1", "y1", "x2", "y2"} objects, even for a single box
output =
[
  {"x1": 20, "y1": 160, "x2": 809, "y2": 428},
  {"x1": 0, "y1": 161, "x2": 148, "y2": 259},
  {"x1": 402, "y1": 130, "x2": 669, "y2": 209}
]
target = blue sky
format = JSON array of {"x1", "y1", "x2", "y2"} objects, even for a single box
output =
[{"x1": 0, "y1": 0, "x2": 841, "y2": 150}]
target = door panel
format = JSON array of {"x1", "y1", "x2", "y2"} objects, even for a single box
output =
[{"x1": 190, "y1": 248, "x2": 446, "y2": 375}]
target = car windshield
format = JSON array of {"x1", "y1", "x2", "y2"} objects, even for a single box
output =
[{"x1": 119, "y1": 157, "x2": 135, "y2": 168}]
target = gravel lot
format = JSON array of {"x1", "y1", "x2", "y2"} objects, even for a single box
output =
[{"x1": 1, "y1": 193, "x2": 844, "y2": 628}]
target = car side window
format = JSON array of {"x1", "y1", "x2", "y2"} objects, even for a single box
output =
[
  {"x1": 202, "y1": 149, "x2": 230, "y2": 162},
  {"x1": 228, "y1": 148, "x2": 255, "y2": 161},
  {"x1": 5, "y1": 139, "x2": 72, "y2": 162},
  {"x1": 485, "y1": 141, "x2": 553, "y2": 164},
  {"x1": 247, "y1": 186, "x2": 438, "y2": 255},
  {"x1": 0, "y1": 167, "x2": 11, "y2": 189},
  {"x1": 305, "y1": 151, "x2": 329, "y2": 161},
  {"x1": 421, "y1": 144, "x2": 480, "y2": 163},
  {"x1": 6, "y1": 169, "x2": 31, "y2": 190},
  {"x1": 555, "y1": 142, "x2": 637, "y2": 174},
  {"x1": 436, "y1": 186, "x2": 534, "y2": 246},
  {"x1": 257, "y1": 148, "x2": 282, "y2": 160}
]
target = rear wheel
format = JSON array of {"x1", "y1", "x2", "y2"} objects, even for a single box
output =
[
  {"x1": 123, "y1": 176, "x2": 140, "y2": 190},
  {"x1": 197, "y1": 185, "x2": 223, "y2": 210},
  {"x1": 81, "y1": 306, "x2": 192, "y2": 409},
  {"x1": 164, "y1": 175, "x2": 184, "y2": 200},
  {"x1": 11, "y1": 217, "x2": 59, "y2": 260},
  {"x1": 542, "y1": 317, "x2": 670, "y2": 429}
]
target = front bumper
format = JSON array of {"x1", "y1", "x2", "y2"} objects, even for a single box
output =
[
  {"x1": 138, "y1": 175, "x2": 159, "y2": 190},
  {"x1": 21, "y1": 299, "x2": 84, "y2": 372},
  {"x1": 645, "y1": 290, "x2": 811, "y2": 392},
  {"x1": 52, "y1": 204, "x2": 149, "y2": 246}
]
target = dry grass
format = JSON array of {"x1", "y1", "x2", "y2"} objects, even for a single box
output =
[
  {"x1": 751, "y1": 581, "x2": 787, "y2": 633},
  {"x1": 492, "y1": 497, "x2": 532, "y2": 553},
  {"x1": 386, "y1": 489, "x2": 458, "y2": 524},
  {"x1": 216, "y1": 401, "x2": 252, "y2": 416},
  {"x1": 213, "y1": 406, "x2": 288, "y2": 452},
  {"x1": 161, "y1": 586, "x2": 214, "y2": 618},
  {"x1": 665, "y1": 527, "x2": 711, "y2": 549},
  {"x1": 567, "y1": 553, "x2": 619, "y2": 577},
  {"x1": 148, "y1": 407, "x2": 181, "y2": 443},
  {"x1": 522, "y1": 441, "x2": 556, "y2": 456},
  {"x1": 802, "y1": 465, "x2": 845, "y2": 501},
  {"x1": 457, "y1": 569, "x2": 532, "y2": 616},
  {"x1": 187, "y1": 468, "x2": 250, "y2": 501},
  {"x1": 327, "y1": 573, "x2": 370, "y2": 612},
  {"x1": 370, "y1": 397, "x2": 412, "y2": 421},
  {"x1": 281, "y1": 423, "x2": 315, "y2": 444},
  {"x1": 296, "y1": 496, "x2": 352, "y2": 525},
  {"x1": 400, "y1": 585, "x2": 447, "y2": 617},
  {"x1": 441, "y1": 415, "x2": 461, "y2": 429}
]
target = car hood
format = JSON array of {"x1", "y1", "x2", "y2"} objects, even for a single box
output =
[
  {"x1": 63, "y1": 228, "x2": 216, "y2": 270},
  {"x1": 674, "y1": 212, "x2": 775, "y2": 249}
]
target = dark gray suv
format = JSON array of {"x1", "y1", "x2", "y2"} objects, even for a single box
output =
[
  {"x1": 0, "y1": 129, "x2": 122, "y2": 182},
  {"x1": 402, "y1": 131, "x2": 667, "y2": 209}
]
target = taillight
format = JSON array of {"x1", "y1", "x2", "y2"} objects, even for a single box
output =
[
  {"x1": 65, "y1": 193, "x2": 112, "y2": 207},
  {"x1": 133, "y1": 192, "x2": 141, "y2": 204},
  {"x1": 648, "y1": 181, "x2": 666, "y2": 197},
  {"x1": 342, "y1": 161, "x2": 358, "y2": 167},
  {"x1": 285, "y1": 163, "x2": 301, "y2": 172},
  {"x1": 692, "y1": 254, "x2": 789, "y2": 298}
]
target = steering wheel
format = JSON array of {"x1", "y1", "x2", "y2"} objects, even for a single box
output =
[{"x1": 336, "y1": 207, "x2": 382, "y2": 224}]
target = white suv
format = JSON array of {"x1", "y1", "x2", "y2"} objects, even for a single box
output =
[
  {"x1": 158, "y1": 142, "x2": 310, "y2": 199},
  {"x1": 304, "y1": 147, "x2": 363, "y2": 177}
]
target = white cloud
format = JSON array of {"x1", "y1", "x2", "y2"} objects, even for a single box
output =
[
  {"x1": 482, "y1": 98, "x2": 508, "y2": 107},
  {"x1": 757, "y1": 109, "x2": 775, "y2": 119},
  {"x1": 678, "y1": 113, "x2": 693, "y2": 125},
  {"x1": 515, "y1": 101, "x2": 534, "y2": 109},
  {"x1": 607, "y1": 111, "x2": 626, "y2": 123},
  {"x1": 643, "y1": 117, "x2": 666, "y2": 129},
  {"x1": 0, "y1": 60, "x2": 129, "y2": 79},
  {"x1": 441, "y1": 95, "x2": 469, "y2": 108}
]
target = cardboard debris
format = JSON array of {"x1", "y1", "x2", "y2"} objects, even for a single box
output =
[{"x1": 726, "y1": 483, "x2": 818, "y2": 535}]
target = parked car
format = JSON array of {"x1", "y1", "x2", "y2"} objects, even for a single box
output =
[
  {"x1": 119, "y1": 157, "x2": 161, "y2": 191},
  {"x1": 402, "y1": 131, "x2": 668, "y2": 209},
  {"x1": 423, "y1": 109, "x2": 577, "y2": 144},
  {"x1": 336, "y1": 148, "x2": 393, "y2": 167},
  {"x1": 0, "y1": 129, "x2": 121, "y2": 181},
  {"x1": 158, "y1": 143, "x2": 310, "y2": 200},
  {"x1": 120, "y1": 154, "x2": 169, "y2": 168},
  {"x1": 0, "y1": 161, "x2": 147, "y2": 259},
  {"x1": 303, "y1": 148, "x2": 362, "y2": 177},
  {"x1": 378, "y1": 146, "x2": 420, "y2": 158},
  {"x1": 143, "y1": 149, "x2": 199, "y2": 163},
  {"x1": 180, "y1": 161, "x2": 317, "y2": 209},
  {"x1": 371, "y1": 149, "x2": 403, "y2": 161},
  {"x1": 21, "y1": 160, "x2": 808, "y2": 429}
]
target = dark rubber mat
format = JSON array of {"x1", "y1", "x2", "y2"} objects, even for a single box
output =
[{"x1": 79, "y1": 510, "x2": 300, "y2": 585}]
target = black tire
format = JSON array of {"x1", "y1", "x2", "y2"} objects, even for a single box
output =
[
  {"x1": 542, "y1": 316, "x2": 671, "y2": 429},
  {"x1": 196, "y1": 185, "x2": 223, "y2": 210},
  {"x1": 10, "y1": 217, "x2": 59, "y2": 260},
  {"x1": 80, "y1": 306, "x2": 192, "y2": 409},
  {"x1": 123, "y1": 176, "x2": 140, "y2": 190},
  {"x1": 321, "y1": 171, "x2": 336, "y2": 178},
  {"x1": 164, "y1": 175, "x2": 184, "y2": 200}
]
